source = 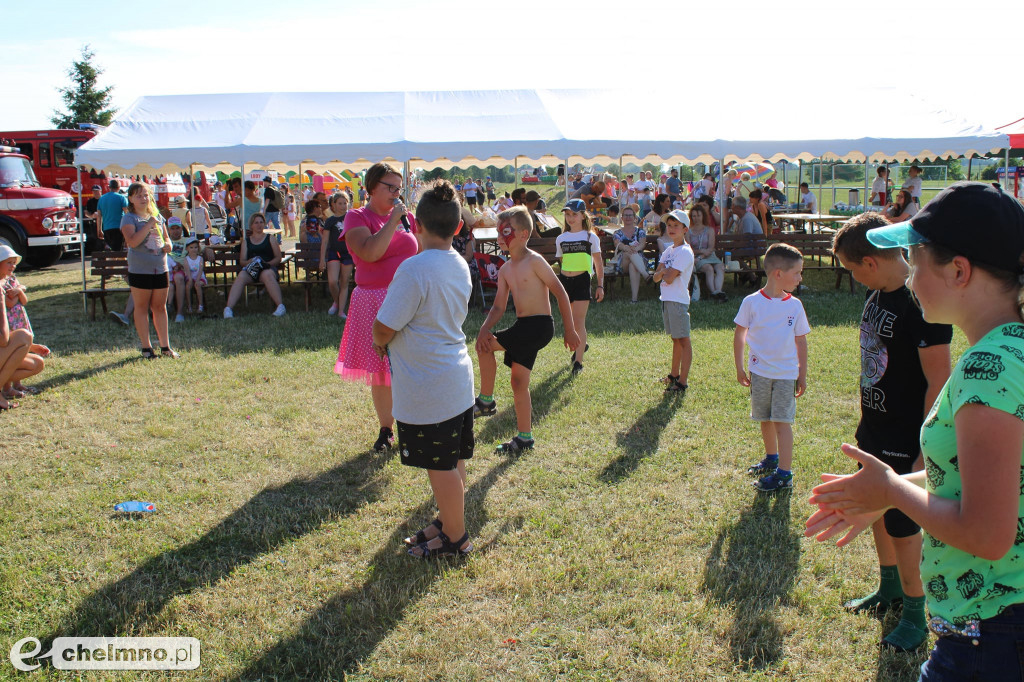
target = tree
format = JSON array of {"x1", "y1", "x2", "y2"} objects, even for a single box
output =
[{"x1": 51, "y1": 46, "x2": 116, "y2": 129}]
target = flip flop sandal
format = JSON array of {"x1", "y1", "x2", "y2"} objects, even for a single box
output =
[
  {"x1": 403, "y1": 518, "x2": 442, "y2": 547},
  {"x1": 408, "y1": 531, "x2": 473, "y2": 559},
  {"x1": 140, "y1": 348, "x2": 158, "y2": 360},
  {"x1": 160, "y1": 347, "x2": 180, "y2": 359},
  {"x1": 0, "y1": 400, "x2": 19, "y2": 411},
  {"x1": 19, "y1": 386, "x2": 40, "y2": 395}
]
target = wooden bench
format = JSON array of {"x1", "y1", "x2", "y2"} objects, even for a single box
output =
[
  {"x1": 716, "y1": 233, "x2": 767, "y2": 286},
  {"x1": 600, "y1": 233, "x2": 660, "y2": 299},
  {"x1": 204, "y1": 244, "x2": 240, "y2": 305},
  {"x1": 526, "y1": 237, "x2": 560, "y2": 267},
  {"x1": 772, "y1": 232, "x2": 853, "y2": 292},
  {"x1": 84, "y1": 250, "x2": 131, "y2": 320},
  {"x1": 291, "y1": 242, "x2": 328, "y2": 311}
]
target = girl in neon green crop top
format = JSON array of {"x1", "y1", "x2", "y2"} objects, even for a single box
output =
[{"x1": 555, "y1": 201, "x2": 604, "y2": 375}]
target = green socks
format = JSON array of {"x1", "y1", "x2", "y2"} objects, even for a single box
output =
[
  {"x1": 478, "y1": 393, "x2": 493, "y2": 403},
  {"x1": 844, "y1": 564, "x2": 904, "y2": 614},
  {"x1": 882, "y1": 595, "x2": 928, "y2": 651},
  {"x1": 518, "y1": 431, "x2": 533, "y2": 441}
]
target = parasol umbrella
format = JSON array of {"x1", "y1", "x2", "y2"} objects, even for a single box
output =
[{"x1": 728, "y1": 161, "x2": 775, "y2": 180}]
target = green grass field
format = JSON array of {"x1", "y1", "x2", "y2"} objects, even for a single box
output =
[{"x1": 0, "y1": 258, "x2": 969, "y2": 680}]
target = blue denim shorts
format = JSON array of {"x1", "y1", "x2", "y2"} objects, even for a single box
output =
[{"x1": 920, "y1": 603, "x2": 1024, "y2": 681}]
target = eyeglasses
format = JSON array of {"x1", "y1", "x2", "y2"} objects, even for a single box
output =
[{"x1": 378, "y1": 180, "x2": 403, "y2": 194}]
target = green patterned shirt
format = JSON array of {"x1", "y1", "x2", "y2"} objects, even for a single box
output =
[{"x1": 919, "y1": 322, "x2": 1024, "y2": 626}]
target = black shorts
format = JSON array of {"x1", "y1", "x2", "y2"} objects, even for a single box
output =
[
  {"x1": 558, "y1": 271, "x2": 592, "y2": 303},
  {"x1": 128, "y1": 272, "x2": 169, "y2": 290},
  {"x1": 494, "y1": 315, "x2": 555, "y2": 371},
  {"x1": 103, "y1": 229, "x2": 125, "y2": 251},
  {"x1": 466, "y1": 196, "x2": 477, "y2": 206},
  {"x1": 487, "y1": 191, "x2": 496, "y2": 200},
  {"x1": 396, "y1": 407, "x2": 474, "y2": 471},
  {"x1": 857, "y1": 435, "x2": 921, "y2": 537},
  {"x1": 326, "y1": 247, "x2": 354, "y2": 266}
]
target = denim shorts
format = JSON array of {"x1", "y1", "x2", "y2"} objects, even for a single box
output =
[{"x1": 920, "y1": 603, "x2": 1024, "y2": 681}]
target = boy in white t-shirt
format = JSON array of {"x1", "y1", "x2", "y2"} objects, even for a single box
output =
[
  {"x1": 799, "y1": 182, "x2": 817, "y2": 213},
  {"x1": 733, "y1": 243, "x2": 810, "y2": 492},
  {"x1": 653, "y1": 209, "x2": 694, "y2": 394}
]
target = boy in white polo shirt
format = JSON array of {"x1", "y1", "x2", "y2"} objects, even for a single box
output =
[
  {"x1": 733, "y1": 243, "x2": 810, "y2": 492},
  {"x1": 653, "y1": 209, "x2": 694, "y2": 394}
]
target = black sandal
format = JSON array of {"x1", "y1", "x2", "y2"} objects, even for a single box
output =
[
  {"x1": 403, "y1": 518, "x2": 442, "y2": 547},
  {"x1": 160, "y1": 347, "x2": 180, "y2": 359},
  {"x1": 140, "y1": 348, "x2": 157, "y2": 360},
  {"x1": 408, "y1": 530, "x2": 473, "y2": 559}
]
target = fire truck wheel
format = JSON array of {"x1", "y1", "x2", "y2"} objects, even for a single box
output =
[
  {"x1": 0, "y1": 226, "x2": 26, "y2": 259},
  {"x1": 26, "y1": 246, "x2": 64, "y2": 268}
]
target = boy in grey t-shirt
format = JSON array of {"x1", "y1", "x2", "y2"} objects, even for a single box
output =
[{"x1": 372, "y1": 180, "x2": 475, "y2": 559}]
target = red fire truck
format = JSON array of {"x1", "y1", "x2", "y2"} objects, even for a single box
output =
[{"x1": 0, "y1": 145, "x2": 82, "y2": 267}]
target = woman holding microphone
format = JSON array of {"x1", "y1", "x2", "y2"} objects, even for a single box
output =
[{"x1": 334, "y1": 163, "x2": 419, "y2": 451}]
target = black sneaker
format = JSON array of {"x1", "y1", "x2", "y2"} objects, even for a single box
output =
[
  {"x1": 571, "y1": 361, "x2": 584, "y2": 376},
  {"x1": 473, "y1": 397, "x2": 497, "y2": 417},
  {"x1": 373, "y1": 427, "x2": 394, "y2": 452},
  {"x1": 570, "y1": 343, "x2": 590, "y2": 365},
  {"x1": 496, "y1": 436, "x2": 534, "y2": 454}
]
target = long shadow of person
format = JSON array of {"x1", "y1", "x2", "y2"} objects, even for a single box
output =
[
  {"x1": 701, "y1": 492, "x2": 799, "y2": 671},
  {"x1": 599, "y1": 391, "x2": 684, "y2": 484},
  {"x1": 30, "y1": 357, "x2": 138, "y2": 393},
  {"x1": 42, "y1": 448, "x2": 391, "y2": 645},
  {"x1": 232, "y1": 453, "x2": 525, "y2": 680},
  {"x1": 474, "y1": 364, "x2": 571, "y2": 446}
]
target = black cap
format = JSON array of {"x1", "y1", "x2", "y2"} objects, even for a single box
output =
[{"x1": 867, "y1": 181, "x2": 1024, "y2": 274}]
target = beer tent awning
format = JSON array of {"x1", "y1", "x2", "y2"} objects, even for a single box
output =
[{"x1": 74, "y1": 89, "x2": 1009, "y2": 175}]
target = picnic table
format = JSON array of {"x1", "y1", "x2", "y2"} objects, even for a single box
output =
[
  {"x1": 773, "y1": 213, "x2": 848, "y2": 234},
  {"x1": 473, "y1": 227, "x2": 502, "y2": 255}
]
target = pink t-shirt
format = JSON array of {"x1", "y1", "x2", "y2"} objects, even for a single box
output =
[{"x1": 341, "y1": 206, "x2": 419, "y2": 289}]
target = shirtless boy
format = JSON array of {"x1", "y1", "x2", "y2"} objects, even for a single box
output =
[{"x1": 474, "y1": 206, "x2": 580, "y2": 453}]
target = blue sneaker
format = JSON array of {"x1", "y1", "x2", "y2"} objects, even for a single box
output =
[
  {"x1": 754, "y1": 472, "x2": 793, "y2": 492},
  {"x1": 746, "y1": 457, "x2": 778, "y2": 476}
]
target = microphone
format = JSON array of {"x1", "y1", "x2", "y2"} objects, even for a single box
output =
[{"x1": 393, "y1": 198, "x2": 411, "y2": 232}]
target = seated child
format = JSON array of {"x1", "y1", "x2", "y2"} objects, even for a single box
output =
[
  {"x1": 474, "y1": 206, "x2": 580, "y2": 453},
  {"x1": 303, "y1": 200, "x2": 324, "y2": 243},
  {"x1": 0, "y1": 245, "x2": 46, "y2": 399},
  {"x1": 184, "y1": 237, "x2": 207, "y2": 314},
  {"x1": 734, "y1": 243, "x2": 810, "y2": 492},
  {"x1": 653, "y1": 209, "x2": 695, "y2": 393},
  {"x1": 371, "y1": 180, "x2": 475, "y2": 558}
]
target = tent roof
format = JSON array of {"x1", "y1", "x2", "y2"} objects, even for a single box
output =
[
  {"x1": 75, "y1": 89, "x2": 1009, "y2": 174},
  {"x1": 996, "y1": 117, "x2": 1024, "y2": 149}
]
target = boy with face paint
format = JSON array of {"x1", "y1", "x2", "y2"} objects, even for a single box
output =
[{"x1": 474, "y1": 206, "x2": 580, "y2": 453}]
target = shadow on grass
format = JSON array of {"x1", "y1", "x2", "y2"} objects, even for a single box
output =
[
  {"x1": 701, "y1": 492, "x2": 799, "y2": 671},
  {"x1": 474, "y1": 363, "x2": 571, "y2": 446},
  {"x1": 599, "y1": 390, "x2": 684, "y2": 484},
  {"x1": 31, "y1": 357, "x2": 138, "y2": 392},
  {"x1": 232, "y1": 454, "x2": 525, "y2": 680},
  {"x1": 44, "y1": 448, "x2": 391, "y2": 644}
]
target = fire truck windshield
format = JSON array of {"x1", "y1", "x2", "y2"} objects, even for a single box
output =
[{"x1": 0, "y1": 156, "x2": 39, "y2": 188}]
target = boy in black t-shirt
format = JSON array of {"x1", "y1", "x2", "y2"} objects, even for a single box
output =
[{"x1": 832, "y1": 213, "x2": 952, "y2": 652}]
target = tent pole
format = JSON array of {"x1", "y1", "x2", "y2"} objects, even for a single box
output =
[
  {"x1": 78, "y1": 166, "x2": 86, "y2": 315},
  {"x1": 863, "y1": 160, "x2": 869, "y2": 210},
  {"x1": 404, "y1": 160, "x2": 410, "y2": 205},
  {"x1": 966, "y1": 154, "x2": 972, "y2": 181},
  {"x1": 1006, "y1": 147, "x2": 1011, "y2": 192},
  {"x1": 514, "y1": 156, "x2": 518, "y2": 191},
  {"x1": 564, "y1": 158, "x2": 570, "y2": 204}
]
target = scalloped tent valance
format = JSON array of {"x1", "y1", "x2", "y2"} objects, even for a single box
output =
[{"x1": 75, "y1": 89, "x2": 1008, "y2": 174}]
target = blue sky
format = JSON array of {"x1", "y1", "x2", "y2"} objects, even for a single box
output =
[{"x1": 4, "y1": 0, "x2": 1019, "y2": 134}]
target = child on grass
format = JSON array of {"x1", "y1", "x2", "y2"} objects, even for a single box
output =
[
  {"x1": 184, "y1": 237, "x2": 207, "y2": 314},
  {"x1": 371, "y1": 180, "x2": 475, "y2": 558},
  {"x1": 556, "y1": 198, "x2": 604, "y2": 376},
  {"x1": 830, "y1": 212, "x2": 952, "y2": 651},
  {"x1": 734, "y1": 243, "x2": 810, "y2": 492},
  {"x1": 653, "y1": 209, "x2": 694, "y2": 393},
  {"x1": 0, "y1": 245, "x2": 47, "y2": 399},
  {"x1": 474, "y1": 206, "x2": 580, "y2": 453}
]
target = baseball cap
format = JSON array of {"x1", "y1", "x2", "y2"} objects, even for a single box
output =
[
  {"x1": 664, "y1": 209, "x2": 690, "y2": 227},
  {"x1": 867, "y1": 182, "x2": 1024, "y2": 273},
  {"x1": 91, "y1": 184, "x2": 101, "y2": 191},
  {"x1": 185, "y1": 236, "x2": 200, "y2": 246},
  {"x1": 562, "y1": 199, "x2": 586, "y2": 212},
  {"x1": 0, "y1": 244, "x2": 22, "y2": 264},
  {"x1": 168, "y1": 217, "x2": 183, "y2": 227}
]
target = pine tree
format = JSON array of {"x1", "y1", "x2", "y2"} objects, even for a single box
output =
[{"x1": 50, "y1": 45, "x2": 116, "y2": 129}]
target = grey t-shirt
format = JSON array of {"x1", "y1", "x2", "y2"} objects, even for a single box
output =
[
  {"x1": 739, "y1": 212, "x2": 764, "y2": 235},
  {"x1": 569, "y1": 183, "x2": 593, "y2": 199},
  {"x1": 665, "y1": 177, "x2": 682, "y2": 195},
  {"x1": 121, "y1": 213, "x2": 169, "y2": 275},
  {"x1": 376, "y1": 248, "x2": 474, "y2": 424}
]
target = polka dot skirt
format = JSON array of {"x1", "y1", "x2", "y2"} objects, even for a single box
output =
[{"x1": 334, "y1": 286, "x2": 391, "y2": 386}]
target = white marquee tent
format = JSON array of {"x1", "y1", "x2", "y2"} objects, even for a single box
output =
[{"x1": 75, "y1": 88, "x2": 1009, "y2": 175}]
